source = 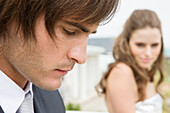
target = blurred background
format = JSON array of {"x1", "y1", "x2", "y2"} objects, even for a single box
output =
[{"x1": 60, "y1": 0, "x2": 170, "y2": 113}]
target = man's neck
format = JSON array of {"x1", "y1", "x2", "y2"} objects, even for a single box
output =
[{"x1": 0, "y1": 54, "x2": 28, "y2": 89}]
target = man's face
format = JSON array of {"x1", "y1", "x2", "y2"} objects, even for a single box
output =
[{"x1": 3, "y1": 15, "x2": 98, "y2": 91}]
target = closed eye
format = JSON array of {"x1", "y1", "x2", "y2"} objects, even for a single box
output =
[{"x1": 63, "y1": 28, "x2": 76, "y2": 35}]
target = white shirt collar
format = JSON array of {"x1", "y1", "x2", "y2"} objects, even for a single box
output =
[
  {"x1": 24, "y1": 81, "x2": 33, "y2": 96},
  {"x1": 0, "y1": 70, "x2": 33, "y2": 113}
]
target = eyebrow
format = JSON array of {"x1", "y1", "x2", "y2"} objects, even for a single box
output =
[{"x1": 65, "y1": 21, "x2": 97, "y2": 34}]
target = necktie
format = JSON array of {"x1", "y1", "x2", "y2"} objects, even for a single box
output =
[{"x1": 17, "y1": 91, "x2": 34, "y2": 113}]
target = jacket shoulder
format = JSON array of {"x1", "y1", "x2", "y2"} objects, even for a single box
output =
[{"x1": 33, "y1": 85, "x2": 65, "y2": 113}]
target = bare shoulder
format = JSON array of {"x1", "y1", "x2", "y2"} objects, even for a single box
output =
[
  {"x1": 109, "y1": 62, "x2": 133, "y2": 78},
  {"x1": 107, "y1": 62, "x2": 136, "y2": 92},
  {"x1": 106, "y1": 62, "x2": 137, "y2": 113}
]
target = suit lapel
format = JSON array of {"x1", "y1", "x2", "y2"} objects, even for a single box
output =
[
  {"x1": 0, "y1": 106, "x2": 4, "y2": 113},
  {"x1": 33, "y1": 86, "x2": 46, "y2": 113},
  {"x1": 32, "y1": 85, "x2": 65, "y2": 113}
]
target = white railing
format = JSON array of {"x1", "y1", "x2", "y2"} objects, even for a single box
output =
[
  {"x1": 60, "y1": 46, "x2": 107, "y2": 103},
  {"x1": 66, "y1": 111, "x2": 108, "y2": 113},
  {"x1": 59, "y1": 46, "x2": 114, "y2": 111}
]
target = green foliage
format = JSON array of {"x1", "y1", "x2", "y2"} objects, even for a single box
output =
[
  {"x1": 66, "y1": 102, "x2": 81, "y2": 111},
  {"x1": 162, "y1": 59, "x2": 170, "y2": 113},
  {"x1": 163, "y1": 91, "x2": 170, "y2": 113},
  {"x1": 164, "y1": 59, "x2": 170, "y2": 82}
]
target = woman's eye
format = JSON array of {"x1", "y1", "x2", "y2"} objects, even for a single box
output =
[
  {"x1": 151, "y1": 43, "x2": 159, "y2": 47},
  {"x1": 63, "y1": 28, "x2": 76, "y2": 35},
  {"x1": 136, "y1": 43, "x2": 145, "y2": 47}
]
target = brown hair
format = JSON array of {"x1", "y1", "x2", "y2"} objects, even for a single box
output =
[
  {"x1": 97, "y1": 9, "x2": 164, "y2": 101},
  {"x1": 0, "y1": 0, "x2": 119, "y2": 50}
]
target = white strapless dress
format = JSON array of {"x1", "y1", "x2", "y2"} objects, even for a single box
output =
[{"x1": 135, "y1": 94, "x2": 163, "y2": 113}]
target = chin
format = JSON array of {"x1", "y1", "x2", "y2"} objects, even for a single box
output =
[
  {"x1": 41, "y1": 84, "x2": 62, "y2": 91},
  {"x1": 140, "y1": 65, "x2": 152, "y2": 70},
  {"x1": 35, "y1": 79, "x2": 62, "y2": 91}
]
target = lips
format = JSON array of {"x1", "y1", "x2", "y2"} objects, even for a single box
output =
[
  {"x1": 53, "y1": 69, "x2": 67, "y2": 76},
  {"x1": 56, "y1": 67, "x2": 73, "y2": 72},
  {"x1": 141, "y1": 58, "x2": 152, "y2": 63},
  {"x1": 54, "y1": 68, "x2": 73, "y2": 76}
]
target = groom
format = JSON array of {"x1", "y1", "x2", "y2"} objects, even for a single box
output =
[{"x1": 0, "y1": 0, "x2": 119, "y2": 113}]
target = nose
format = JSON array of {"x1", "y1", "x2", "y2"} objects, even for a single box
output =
[
  {"x1": 68, "y1": 39, "x2": 87, "y2": 64},
  {"x1": 145, "y1": 46, "x2": 152, "y2": 57}
]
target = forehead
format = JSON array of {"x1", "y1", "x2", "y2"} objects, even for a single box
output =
[{"x1": 130, "y1": 27, "x2": 161, "y2": 43}]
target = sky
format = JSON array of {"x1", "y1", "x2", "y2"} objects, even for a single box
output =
[{"x1": 90, "y1": 0, "x2": 170, "y2": 49}]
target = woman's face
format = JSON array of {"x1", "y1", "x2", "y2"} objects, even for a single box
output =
[{"x1": 129, "y1": 27, "x2": 162, "y2": 70}]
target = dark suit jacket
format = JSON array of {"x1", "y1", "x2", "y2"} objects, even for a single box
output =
[
  {"x1": 0, "y1": 85, "x2": 65, "y2": 113},
  {"x1": 0, "y1": 107, "x2": 4, "y2": 113}
]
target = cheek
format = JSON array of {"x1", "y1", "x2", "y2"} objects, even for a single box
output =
[
  {"x1": 153, "y1": 47, "x2": 162, "y2": 59},
  {"x1": 129, "y1": 44, "x2": 141, "y2": 58},
  {"x1": 34, "y1": 39, "x2": 57, "y2": 69}
]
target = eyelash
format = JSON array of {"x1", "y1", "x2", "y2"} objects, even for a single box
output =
[
  {"x1": 63, "y1": 28, "x2": 76, "y2": 35},
  {"x1": 136, "y1": 43, "x2": 144, "y2": 47},
  {"x1": 151, "y1": 44, "x2": 159, "y2": 47},
  {"x1": 135, "y1": 43, "x2": 159, "y2": 47}
]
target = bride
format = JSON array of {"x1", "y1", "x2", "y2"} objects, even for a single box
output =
[{"x1": 96, "y1": 9, "x2": 164, "y2": 113}]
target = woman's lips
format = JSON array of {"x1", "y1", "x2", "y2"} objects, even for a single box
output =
[{"x1": 141, "y1": 58, "x2": 152, "y2": 63}]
